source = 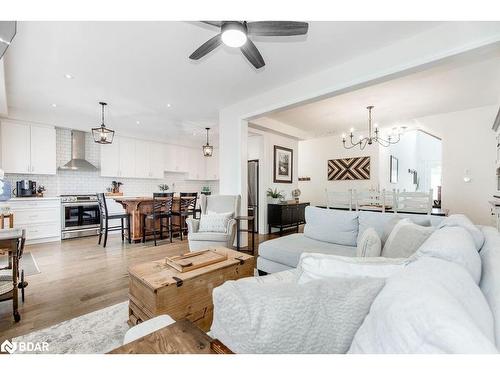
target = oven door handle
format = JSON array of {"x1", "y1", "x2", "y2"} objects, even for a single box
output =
[{"x1": 62, "y1": 202, "x2": 99, "y2": 207}]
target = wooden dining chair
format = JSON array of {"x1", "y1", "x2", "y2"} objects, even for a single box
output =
[
  {"x1": 142, "y1": 193, "x2": 174, "y2": 246},
  {"x1": 96, "y1": 193, "x2": 131, "y2": 248},
  {"x1": 171, "y1": 193, "x2": 198, "y2": 241}
]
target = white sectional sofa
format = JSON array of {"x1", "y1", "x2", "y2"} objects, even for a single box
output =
[
  {"x1": 209, "y1": 209, "x2": 500, "y2": 353},
  {"x1": 257, "y1": 206, "x2": 444, "y2": 273}
]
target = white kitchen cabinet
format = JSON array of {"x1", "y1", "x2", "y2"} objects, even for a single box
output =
[
  {"x1": 205, "y1": 153, "x2": 219, "y2": 180},
  {"x1": 134, "y1": 139, "x2": 150, "y2": 178},
  {"x1": 119, "y1": 137, "x2": 136, "y2": 178},
  {"x1": 30, "y1": 125, "x2": 57, "y2": 174},
  {"x1": 1, "y1": 120, "x2": 56, "y2": 175},
  {"x1": 100, "y1": 139, "x2": 121, "y2": 177},
  {"x1": 164, "y1": 144, "x2": 179, "y2": 172},
  {"x1": 0, "y1": 198, "x2": 61, "y2": 244},
  {"x1": 187, "y1": 148, "x2": 206, "y2": 180},
  {"x1": 149, "y1": 142, "x2": 165, "y2": 179}
]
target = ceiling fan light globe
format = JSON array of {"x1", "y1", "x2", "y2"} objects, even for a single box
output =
[{"x1": 221, "y1": 29, "x2": 247, "y2": 48}]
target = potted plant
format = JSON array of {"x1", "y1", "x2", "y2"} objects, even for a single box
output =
[
  {"x1": 158, "y1": 184, "x2": 169, "y2": 192},
  {"x1": 111, "y1": 181, "x2": 123, "y2": 194},
  {"x1": 266, "y1": 188, "x2": 284, "y2": 204}
]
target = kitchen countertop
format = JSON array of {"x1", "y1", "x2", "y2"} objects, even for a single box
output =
[{"x1": 5, "y1": 197, "x2": 61, "y2": 201}]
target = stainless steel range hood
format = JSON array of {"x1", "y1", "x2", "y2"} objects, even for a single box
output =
[{"x1": 59, "y1": 130, "x2": 99, "y2": 171}]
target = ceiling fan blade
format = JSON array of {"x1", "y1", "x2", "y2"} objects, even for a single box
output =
[
  {"x1": 0, "y1": 21, "x2": 16, "y2": 60},
  {"x1": 189, "y1": 34, "x2": 222, "y2": 60},
  {"x1": 240, "y1": 39, "x2": 265, "y2": 69},
  {"x1": 201, "y1": 21, "x2": 222, "y2": 28},
  {"x1": 247, "y1": 21, "x2": 308, "y2": 36}
]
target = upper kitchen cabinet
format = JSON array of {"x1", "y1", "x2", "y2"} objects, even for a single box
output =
[
  {"x1": 164, "y1": 144, "x2": 190, "y2": 172},
  {"x1": 100, "y1": 136, "x2": 164, "y2": 179},
  {"x1": 0, "y1": 120, "x2": 56, "y2": 175},
  {"x1": 205, "y1": 152, "x2": 219, "y2": 181}
]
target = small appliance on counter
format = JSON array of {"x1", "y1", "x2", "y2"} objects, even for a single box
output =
[{"x1": 13, "y1": 180, "x2": 37, "y2": 197}]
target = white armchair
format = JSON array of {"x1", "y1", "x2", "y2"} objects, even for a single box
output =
[{"x1": 186, "y1": 194, "x2": 241, "y2": 252}]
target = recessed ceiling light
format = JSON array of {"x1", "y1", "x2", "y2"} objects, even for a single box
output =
[
  {"x1": 64, "y1": 73, "x2": 74, "y2": 79},
  {"x1": 166, "y1": 103, "x2": 172, "y2": 108},
  {"x1": 136, "y1": 121, "x2": 141, "y2": 125},
  {"x1": 51, "y1": 103, "x2": 57, "y2": 108}
]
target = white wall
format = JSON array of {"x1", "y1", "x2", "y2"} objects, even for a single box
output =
[
  {"x1": 414, "y1": 105, "x2": 498, "y2": 225},
  {"x1": 298, "y1": 135, "x2": 380, "y2": 206},
  {"x1": 247, "y1": 128, "x2": 298, "y2": 233}
]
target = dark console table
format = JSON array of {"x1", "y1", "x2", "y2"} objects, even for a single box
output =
[{"x1": 268, "y1": 202, "x2": 310, "y2": 235}]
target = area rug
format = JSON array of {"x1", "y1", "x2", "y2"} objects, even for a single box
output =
[
  {"x1": 12, "y1": 301, "x2": 129, "y2": 354},
  {"x1": 0, "y1": 252, "x2": 41, "y2": 276}
]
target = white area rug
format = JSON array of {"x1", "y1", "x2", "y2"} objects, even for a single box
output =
[{"x1": 13, "y1": 301, "x2": 129, "y2": 354}]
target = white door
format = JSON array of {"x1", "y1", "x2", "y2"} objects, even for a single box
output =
[
  {"x1": 134, "y1": 139, "x2": 150, "y2": 178},
  {"x1": 1, "y1": 121, "x2": 30, "y2": 174},
  {"x1": 30, "y1": 125, "x2": 56, "y2": 175},
  {"x1": 149, "y1": 142, "x2": 165, "y2": 179},
  {"x1": 100, "y1": 139, "x2": 120, "y2": 177},
  {"x1": 119, "y1": 137, "x2": 136, "y2": 178}
]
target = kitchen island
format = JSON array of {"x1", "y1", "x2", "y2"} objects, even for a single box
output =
[{"x1": 113, "y1": 196, "x2": 191, "y2": 243}]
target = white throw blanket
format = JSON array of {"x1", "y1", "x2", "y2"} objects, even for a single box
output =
[{"x1": 211, "y1": 276, "x2": 385, "y2": 354}]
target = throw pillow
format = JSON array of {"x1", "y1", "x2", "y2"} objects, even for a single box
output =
[
  {"x1": 437, "y1": 214, "x2": 485, "y2": 251},
  {"x1": 356, "y1": 228, "x2": 382, "y2": 257},
  {"x1": 415, "y1": 226, "x2": 482, "y2": 284},
  {"x1": 381, "y1": 219, "x2": 434, "y2": 258},
  {"x1": 198, "y1": 212, "x2": 233, "y2": 233},
  {"x1": 297, "y1": 253, "x2": 409, "y2": 284},
  {"x1": 210, "y1": 277, "x2": 385, "y2": 353}
]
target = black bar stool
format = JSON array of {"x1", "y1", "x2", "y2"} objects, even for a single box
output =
[
  {"x1": 142, "y1": 192, "x2": 174, "y2": 246},
  {"x1": 171, "y1": 192, "x2": 198, "y2": 240},
  {"x1": 96, "y1": 193, "x2": 131, "y2": 248}
]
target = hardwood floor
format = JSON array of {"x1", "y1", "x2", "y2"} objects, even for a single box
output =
[{"x1": 0, "y1": 229, "x2": 291, "y2": 341}]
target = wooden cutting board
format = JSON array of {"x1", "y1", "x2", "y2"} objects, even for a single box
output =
[{"x1": 165, "y1": 250, "x2": 228, "y2": 273}]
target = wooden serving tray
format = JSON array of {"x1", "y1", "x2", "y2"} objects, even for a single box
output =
[{"x1": 165, "y1": 250, "x2": 228, "y2": 273}]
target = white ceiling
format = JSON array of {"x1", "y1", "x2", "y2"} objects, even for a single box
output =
[
  {"x1": 264, "y1": 46, "x2": 500, "y2": 138},
  {"x1": 2, "y1": 21, "x2": 442, "y2": 145}
]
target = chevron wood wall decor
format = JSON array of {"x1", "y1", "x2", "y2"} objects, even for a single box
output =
[{"x1": 328, "y1": 157, "x2": 370, "y2": 180}]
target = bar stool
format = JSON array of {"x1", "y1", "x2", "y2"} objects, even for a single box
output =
[
  {"x1": 96, "y1": 193, "x2": 131, "y2": 248},
  {"x1": 171, "y1": 192, "x2": 198, "y2": 241},
  {"x1": 142, "y1": 192, "x2": 174, "y2": 246}
]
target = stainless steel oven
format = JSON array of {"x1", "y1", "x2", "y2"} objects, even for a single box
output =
[{"x1": 61, "y1": 195, "x2": 100, "y2": 239}]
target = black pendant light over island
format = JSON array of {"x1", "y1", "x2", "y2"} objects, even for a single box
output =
[
  {"x1": 202, "y1": 127, "x2": 213, "y2": 157},
  {"x1": 92, "y1": 102, "x2": 115, "y2": 144}
]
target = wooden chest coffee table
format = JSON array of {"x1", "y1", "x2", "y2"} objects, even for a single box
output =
[{"x1": 128, "y1": 247, "x2": 255, "y2": 332}]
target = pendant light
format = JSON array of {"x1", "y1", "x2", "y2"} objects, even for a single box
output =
[
  {"x1": 92, "y1": 102, "x2": 115, "y2": 144},
  {"x1": 202, "y1": 127, "x2": 213, "y2": 157}
]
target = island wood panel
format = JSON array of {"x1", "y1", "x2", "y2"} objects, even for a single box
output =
[{"x1": 113, "y1": 197, "x2": 185, "y2": 242}]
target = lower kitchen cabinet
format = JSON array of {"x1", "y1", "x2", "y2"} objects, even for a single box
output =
[{"x1": 0, "y1": 198, "x2": 61, "y2": 244}]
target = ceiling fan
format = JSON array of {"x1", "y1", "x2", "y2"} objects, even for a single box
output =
[{"x1": 189, "y1": 21, "x2": 309, "y2": 69}]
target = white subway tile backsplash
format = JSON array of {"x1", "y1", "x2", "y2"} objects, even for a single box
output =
[{"x1": 6, "y1": 128, "x2": 219, "y2": 197}]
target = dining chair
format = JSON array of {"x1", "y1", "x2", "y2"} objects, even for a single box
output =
[
  {"x1": 394, "y1": 189, "x2": 433, "y2": 215},
  {"x1": 142, "y1": 192, "x2": 174, "y2": 246},
  {"x1": 96, "y1": 193, "x2": 131, "y2": 248},
  {"x1": 171, "y1": 192, "x2": 198, "y2": 241},
  {"x1": 325, "y1": 189, "x2": 353, "y2": 210}
]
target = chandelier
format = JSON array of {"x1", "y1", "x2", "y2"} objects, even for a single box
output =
[
  {"x1": 202, "y1": 127, "x2": 213, "y2": 157},
  {"x1": 92, "y1": 102, "x2": 115, "y2": 144},
  {"x1": 342, "y1": 106, "x2": 401, "y2": 150}
]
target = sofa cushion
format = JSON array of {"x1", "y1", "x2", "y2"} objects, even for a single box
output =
[
  {"x1": 438, "y1": 214, "x2": 485, "y2": 250},
  {"x1": 381, "y1": 219, "x2": 434, "y2": 258},
  {"x1": 356, "y1": 228, "x2": 382, "y2": 257},
  {"x1": 187, "y1": 231, "x2": 229, "y2": 242},
  {"x1": 256, "y1": 257, "x2": 294, "y2": 274},
  {"x1": 297, "y1": 253, "x2": 409, "y2": 284},
  {"x1": 479, "y1": 226, "x2": 500, "y2": 348},
  {"x1": 349, "y1": 257, "x2": 497, "y2": 353},
  {"x1": 416, "y1": 226, "x2": 481, "y2": 284},
  {"x1": 258, "y1": 233, "x2": 356, "y2": 268},
  {"x1": 211, "y1": 276, "x2": 385, "y2": 354},
  {"x1": 357, "y1": 211, "x2": 442, "y2": 244},
  {"x1": 303, "y1": 207, "x2": 358, "y2": 246}
]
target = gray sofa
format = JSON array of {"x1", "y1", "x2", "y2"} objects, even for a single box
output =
[{"x1": 257, "y1": 206, "x2": 444, "y2": 273}]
